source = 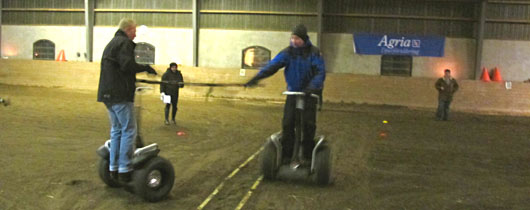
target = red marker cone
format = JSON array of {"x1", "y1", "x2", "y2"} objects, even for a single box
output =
[{"x1": 480, "y1": 67, "x2": 491, "y2": 82}]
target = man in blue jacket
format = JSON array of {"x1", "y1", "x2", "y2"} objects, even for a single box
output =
[
  {"x1": 245, "y1": 24, "x2": 326, "y2": 164},
  {"x1": 97, "y1": 18, "x2": 157, "y2": 182}
]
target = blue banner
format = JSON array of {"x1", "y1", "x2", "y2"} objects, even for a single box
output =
[{"x1": 353, "y1": 33, "x2": 445, "y2": 57}]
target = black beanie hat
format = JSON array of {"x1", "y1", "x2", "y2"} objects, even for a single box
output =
[
  {"x1": 292, "y1": 24, "x2": 309, "y2": 43},
  {"x1": 169, "y1": 62, "x2": 177, "y2": 67}
]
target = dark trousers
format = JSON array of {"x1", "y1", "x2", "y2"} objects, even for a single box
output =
[
  {"x1": 282, "y1": 95, "x2": 318, "y2": 160},
  {"x1": 164, "y1": 94, "x2": 179, "y2": 121},
  {"x1": 436, "y1": 99, "x2": 452, "y2": 120}
]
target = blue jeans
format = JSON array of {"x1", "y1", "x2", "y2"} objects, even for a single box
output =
[
  {"x1": 436, "y1": 99, "x2": 452, "y2": 120},
  {"x1": 104, "y1": 102, "x2": 137, "y2": 173}
]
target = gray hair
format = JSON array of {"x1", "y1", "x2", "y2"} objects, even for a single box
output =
[{"x1": 118, "y1": 18, "x2": 136, "y2": 31}]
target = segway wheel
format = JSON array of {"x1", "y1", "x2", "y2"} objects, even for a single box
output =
[
  {"x1": 98, "y1": 158, "x2": 121, "y2": 188},
  {"x1": 314, "y1": 146, "x2": 331, "y2": 186},
  {"x1": 132, "y1": 156, "x2": 175, "y2": 202},
  {"x1": 261, "y1": 141, "x2": 278, "y2": 180}
]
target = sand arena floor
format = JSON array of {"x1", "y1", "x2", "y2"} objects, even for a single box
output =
[{"x1": 1, "y1": 84, "x2": 530, "y2": 210}]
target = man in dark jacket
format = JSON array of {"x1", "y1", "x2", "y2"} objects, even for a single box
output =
[
  {"x1": 435, "y1": 69, "x2": 459, "y2": 121},
  {"x1": 160, "y1": 62, "x2": 184, "y2": 125},
  {"x1": 245, "y1": 24, "x2": 326, "y2": 166},
  {"x1": 97, "y1": 18, "x2": 157, "y2": 182}
]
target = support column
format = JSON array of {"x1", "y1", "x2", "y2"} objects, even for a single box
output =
[
  {"x1": 474, "y1": 0, "x2": 487, "y2": 79},
  {"x1": 317, "y1": 0, "x2": 323, "y2": 48},
  {"x1": 192, "y1": 0, "x2": 199, "y2": 67},
  {"x1": 84, "y1": 0, "x2": 95, "y2": 62}
]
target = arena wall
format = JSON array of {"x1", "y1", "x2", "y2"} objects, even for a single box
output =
[
  {"x1": 2, "y1": 25, "x2": 530, "y2": 82},
  {"x1": 1, "y1": 59, "x2": 530, "y2": 115}
]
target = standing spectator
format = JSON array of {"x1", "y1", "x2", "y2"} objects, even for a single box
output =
[
  {"x1": 160, "y1": 62, "x2": 184, "y2": 125},
  {"x1": 435, "y1": 69, "x2": 459, "y2": 121},
  {"x1": 97, "y1": 18, "x2": 157, "y2": 182}
]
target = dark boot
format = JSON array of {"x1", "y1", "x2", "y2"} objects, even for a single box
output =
[
  {"x1": 118, "y1": 171, "x2": 132, "y2": 183},
  {"x1": 110, "y1": 171, "x2": 118, "y2": 180}
]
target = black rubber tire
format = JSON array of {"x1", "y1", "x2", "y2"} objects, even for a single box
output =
[
  {"x1": 132, "y1": 156, "x2": 175, "y2": 202},
  {"x1": 314, "y1": 145, "x2": 331, "y2": 186},
  {"x1": 261, "y1": 141, "x2": 278, "y2": 180},
  {"x1": 98, "y1": 158, "x2": 121, "y2": 188}
]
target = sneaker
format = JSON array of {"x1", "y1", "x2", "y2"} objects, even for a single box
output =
[
  {"x1": 171, "y1": 120, "x2": 176, "y2": 124},
  {"x1": 165, "y1": 120, "x2": 170, "y2": 125},
  {"x1": 118, "y1": 171, "x2": 132, "y2": 183}
]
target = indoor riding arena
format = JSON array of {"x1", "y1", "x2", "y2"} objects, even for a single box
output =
[{"x1": 2, "y1": 0, "x2": 530, "y2": 210}]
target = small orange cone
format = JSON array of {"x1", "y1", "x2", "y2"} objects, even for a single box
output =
[
  {"x1": 491, "y1": 67, "x2": 502, "y2": 82},
  {"x1": 56, "y1": 50, "x2": 66, "y2": 61},
  {"x1": 480, "y1": 67, "x2": 491, "y2": 82}
]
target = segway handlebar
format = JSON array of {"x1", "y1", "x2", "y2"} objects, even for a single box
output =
[{"x1": 282, "y1": 91, "x2": 320, "y2": 100}]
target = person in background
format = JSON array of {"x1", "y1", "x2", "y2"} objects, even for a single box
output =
[
  {"x1": 160, "y1": 62, "x2": 184, "y2": 125},
  {"x1": 435, "y1": 69, "x2": 459, "y2": 121},
  {"x1": 97, "y1": 18, "x2": 158, "y2": 182}
]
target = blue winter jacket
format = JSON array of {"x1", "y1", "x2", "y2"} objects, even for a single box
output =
[{"x1": 254, "y1": 40, "x2": 325, "y2": 91}]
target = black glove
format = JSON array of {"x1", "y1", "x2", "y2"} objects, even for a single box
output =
[
  {"x1": 178, "y1": 82, "x2": 184, "y2": 88},
  {"x1": 244, "y1": 78, "x2": 259, "y2": 88},
  {"x1": 146, "y1": 65, "x2": 157, "y2": 75},
  {"x1": 303, "y1": 88, "x2": 318, "y2": 96}
]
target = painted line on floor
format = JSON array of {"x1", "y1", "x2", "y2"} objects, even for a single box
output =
[
  {"x1": 234, "y1": 175, "x2": 264, "y2": 210},
  {"x1": 197, "y1": 146, "x2": 264, "y2": 210}
]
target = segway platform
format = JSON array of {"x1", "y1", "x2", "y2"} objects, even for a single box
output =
[{"x1": 261, "y1": 132, "x2": 332, "y2": 185}]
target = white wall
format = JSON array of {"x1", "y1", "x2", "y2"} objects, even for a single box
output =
[
  {"x1": 1, "y1": 25, "x2": 86, "y2": 61},
  {"x1": 198, "y1": 29, "x2": 317, "y2": 68},
  {"x1": 482, "y1": 39, "x2": 530, "y2": 81},
  {"x1": 93, "y1": 26, "x2": 193, "y2": 66},
  {"x1": 322, "y1": 33, "x2": 476, "y2": 79},
  {"x1": 2, "y1": 25, "x2": 530, "y2": 81},
  {"x1": 412, "y1": 38, "x2": 476, "y2": 79}
]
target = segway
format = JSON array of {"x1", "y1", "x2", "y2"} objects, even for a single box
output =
[
  {"x1": 96, "y1": 87, "x2": 175, "y2": 202},
  {"x1": 260, "y1": 91, "x2": 332, "y2": 185}
]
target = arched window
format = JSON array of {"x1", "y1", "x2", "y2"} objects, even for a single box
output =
[
  {"x1": 134, "y1": 42, "x2": 155, "y2": 64},
  {"x1": 33, "y1": 39, "x2": 55, "y2": 60},
  {"x1": 241, "y1": 46, "x2": 271, "y2": 69}
]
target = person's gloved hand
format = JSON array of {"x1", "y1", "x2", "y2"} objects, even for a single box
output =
[
  {"x1": 178, "y1": 82, "x2": 184, "y2": 88},
  {"x1": 146, "y1": 65, "x2": 158, "y2": 75},
  {"x1": 244, "y1": 78, "x2": 259, "y2": 88},
  {"x1": 303, "y1": 88, "x2": 318, "y2": 96},
  {"x1": 160, "y1": 92, "x2": 165, "y2": 100}
]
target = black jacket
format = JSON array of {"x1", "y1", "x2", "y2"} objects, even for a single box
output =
[
  {"x1": 97, "y1": 30, "x2": 153, "y2": 103},
  {"x1": 435, "y1": 77, "x2": 459, "y2": 101},
  {"x1": 160, "y1": 68, "x2": 184, "y2": 96}
]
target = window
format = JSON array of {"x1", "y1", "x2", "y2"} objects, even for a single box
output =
[
  {"x1": 241, "y1": 46, "x2": 271, "y2": 69},
  {"x1": 33, "y1": 39, "x2": 55, "y2": 60},
  {"x1": 381, "y1": 55, "x2": 412, "y2": 76},
  {"x1": 134, "y1": 42, "x2": 155, "y2": 64}
]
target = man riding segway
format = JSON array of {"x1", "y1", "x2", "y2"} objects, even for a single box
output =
[{"x1": 246, "y1": 24, "x2": 330, "y2": 184}]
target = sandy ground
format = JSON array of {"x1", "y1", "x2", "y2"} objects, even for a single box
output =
[{"x1": 1, "y1": 84, "x2": 530, "y2": 210}]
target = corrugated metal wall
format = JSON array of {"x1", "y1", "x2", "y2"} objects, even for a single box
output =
[
  {"x1": 486, "y1": 2, "x2": 530, "y2": 40},
  {"x1": 200, "y1": 0, "x2": 317, "y2": 31},
  {"x1": 95, "y1": 0, "x2": 192, "y2": 27},
  {"x1": 323, "y1": 0, "x2": 477, "y2": 38},
  {"x1": 5, "y1": 0, "x2": 530, "y2": 41},
  {"x1": 2, "y1": 0, "x2": 84, "y2": 25}
]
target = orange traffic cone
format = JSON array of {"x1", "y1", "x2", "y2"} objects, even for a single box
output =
[
  {"x1": 56, "y1": 50, "x2": 66, "y2": 61},
  {"x1": 491, "y1": 67, "x2": 502, "y2": 82},
  {"x1": 480, "y1": 67, "x2": 491, "y2": 82}
]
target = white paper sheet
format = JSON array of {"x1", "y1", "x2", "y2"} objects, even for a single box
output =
[{"x1": 163, "y1": 94, "x2": 171, "y2": 104}]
